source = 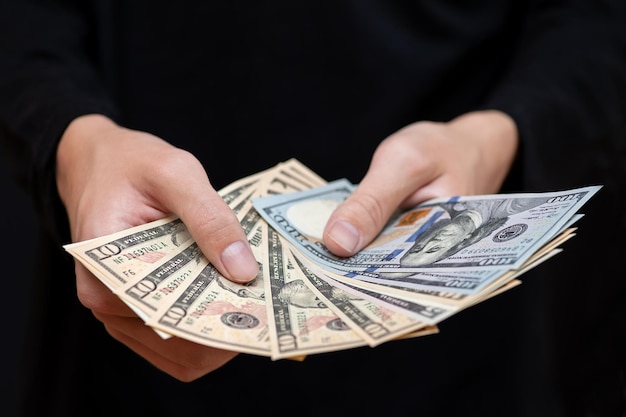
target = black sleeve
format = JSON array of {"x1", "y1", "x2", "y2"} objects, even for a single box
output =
[
  {"x1": 0, "y1": 0, "x2": 118, "y2": 244},
  {"x1": 484, "y1": 0, "x2": 626, "y2": 190}
]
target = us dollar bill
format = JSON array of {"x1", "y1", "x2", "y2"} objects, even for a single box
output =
[
  {"x1": 264, "y1": 158, "x2": 327, "y2": 195},
  {"x1": 300, "y1": 256, "x2": 453, "y2": 324},
  {"x1": 145, "y1": 260, "x2": 272, "y2": 356},
  {"x1": 263, "y1": 227, "x2": 367, "y2": 359},
  {"x1": 253, "y1": 179, "x2": 601, "y2": 274},
  {"x1": 144, "y1": 220, "x2": 267, "y2": 354},
  {"x1": 233, "y1": 159, "x2": 327, "y2": 241},
  {"x1": 332, "y1": 268, "x2": 509, "y2": 297},
  {"x1": 63, "y1": 216, "x2": 194, "y2": 289},
  {"x1": 290, "y1": 252, "x2": 442, "y2": 345},
  {"x1": 114, "y1": 241, "x2": 207, "y2": 317},
  {"x1": 62, "y1": 159, "x2": 602, "y2": 357},
  {"x1": 318, "y1": 228, "x2": 573, "y2": 312}
]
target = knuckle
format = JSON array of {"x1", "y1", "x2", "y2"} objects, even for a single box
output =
[
  {"x1": 151, "y1": 148, "x2": 204, "y2": 183},
  {"x1": 188, "y1": 199, "x2": 238, "y2": 245},
  {"x1": 375, "y1": 131, "x2": 435, "y2": 178}
]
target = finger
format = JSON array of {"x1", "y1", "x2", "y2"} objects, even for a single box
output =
[
  {"x1": 98, "y1": 313, "x2": 238, "y2": 382},
  {"x1": 148, "y1": 150, "x2": 258, "y2": 283},
  {"x1": 323, "y1": 135, "x2": 432, "y2": 256},
  {"x1": 75, "y1": 263, "x2": 137, "y2": 317}
]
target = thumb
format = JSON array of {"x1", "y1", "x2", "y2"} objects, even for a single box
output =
[
  {"x1": 153, "y1": 152, "x2": 259, "y2": 283},
  {"x1": 323, "y1": 143, "x2": 421, "y2": 257}
]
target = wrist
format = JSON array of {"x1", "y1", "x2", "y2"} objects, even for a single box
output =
[
  {"x1": 56, "y1": 114, "x2": 120, "y2": 210},
  {"x1": 449, "y1": 110, "x2": 518, "y2": 145},
  {"x1": 447, "y1": 110, "x2": 519, "y2": 194}
]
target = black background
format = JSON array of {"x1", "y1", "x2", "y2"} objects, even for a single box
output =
[{"x1": 0, "y1": 161, "x2": 35, "y2": 417}]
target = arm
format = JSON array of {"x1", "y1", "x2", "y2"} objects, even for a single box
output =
[
  {"x1": 323, "y1": 0, "x2": 626, "y2": 256},
  {"x1": 0, "y1": 0, "x2": 118, "y2": 243},
  {"x1": 0, "y1": 1, "x2": 257, "y2": 380}
]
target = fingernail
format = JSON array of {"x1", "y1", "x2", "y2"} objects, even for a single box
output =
[
  {"x1": 221, "y1": 240, "x2": 259, "y2": 281},
  {"x1": 327, "y1": 220, "x2": 360, "y2": 254}
]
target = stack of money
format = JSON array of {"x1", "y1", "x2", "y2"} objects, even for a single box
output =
[{"x1": 64, "y1": 159, "x2": 601, "y2": 360}]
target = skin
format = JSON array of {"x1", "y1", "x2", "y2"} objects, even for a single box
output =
[{"x1": 56, "y1": 109, "x2": 517, "y2": 382}]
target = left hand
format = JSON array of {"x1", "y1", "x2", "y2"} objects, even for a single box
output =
[{"x1": 323, "y1": 110, "x2": 518, "y2": 256}]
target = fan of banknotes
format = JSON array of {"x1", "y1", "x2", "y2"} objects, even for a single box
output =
[{"x1": 64, "y1": 159, "x2": 601, "y2": 360}]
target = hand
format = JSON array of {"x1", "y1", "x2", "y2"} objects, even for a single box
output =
[
  {"x1": 56, "y1": 114, "x2": 259, "y2": 381},
  {"x1": 323, "y1": 110, "x2": 518, "y2": 256}
]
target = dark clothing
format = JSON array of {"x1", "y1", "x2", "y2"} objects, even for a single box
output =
[{"x1": 0, "y1": 1, "x2": 625, "y2": 416}]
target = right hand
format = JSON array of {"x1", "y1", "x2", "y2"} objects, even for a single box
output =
[{"x1": 56, "y1": 114, "x2": 259, "y2": 381}]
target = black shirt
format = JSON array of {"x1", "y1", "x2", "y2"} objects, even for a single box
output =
[{"x1": 0, "y1": 1, "x2": 625, "y2": 416}]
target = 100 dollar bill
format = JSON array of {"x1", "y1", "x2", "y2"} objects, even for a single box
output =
[{"x1": 253, "y1": 180, "x2": 601, "y2": 275}]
